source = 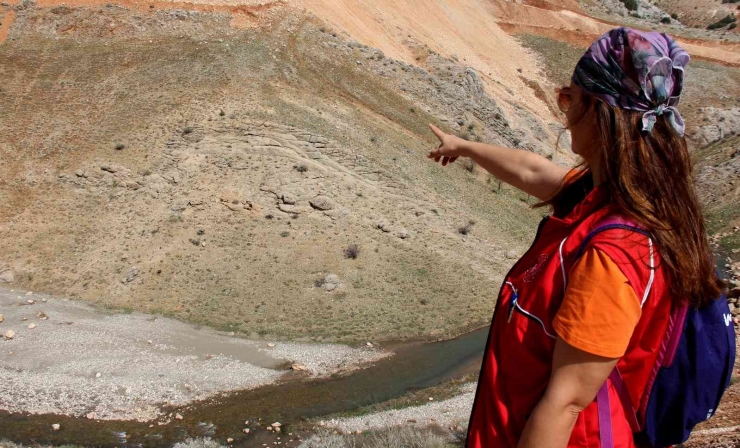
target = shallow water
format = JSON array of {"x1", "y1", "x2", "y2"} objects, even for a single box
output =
[{"x1": 0, "y1": 327, "x2": 488, "y2": 447}]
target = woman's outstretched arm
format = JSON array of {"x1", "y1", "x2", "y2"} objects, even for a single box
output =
[{"x1": 428, "y1": 124, "x2": 570, "y2": 201}]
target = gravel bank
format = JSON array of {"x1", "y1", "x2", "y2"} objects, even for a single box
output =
[
  {"x1": 0, "y1": 287, "x2": 388, "y2": 421},
  {"x1": 323, "y1": 383, "x2": 475, "y2": 433}
]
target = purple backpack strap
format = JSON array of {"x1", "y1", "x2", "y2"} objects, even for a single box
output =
[
  {"x1": 597, "y1": 369, "x2": 642, "y2": 448},
  {"x1": 597, "y1": 383, "x2": 614, "y2": 448},
  {"x1": 581, "y1": 216, "x2": 648, "y2": 447}
]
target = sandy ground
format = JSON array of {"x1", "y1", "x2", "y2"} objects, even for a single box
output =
[{"x1": 0, "y1": 287, "x2": 388, "y2": 421}]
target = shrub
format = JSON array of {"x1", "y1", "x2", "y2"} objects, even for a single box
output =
[
  {"x1": 660, "y1": 16, "x2": 671, "y2": 24},
  {"x1": 344, "y1": 244, "x2": 360, "y2": 259},
  {"x1": 671, "y1": 13, "x2": 678, "y2": 19},
  {"x1": 707, "y1": 14, "x2": 736, "y2": 30},
  {"x1": 458, "y1": 220, "x2": 475, "y2": 235},
  {"x1": 295, "y1": 164, "x2": 309, "y2": 173},
  {"x1": 721, "y1": 0, "x2": 739, "y2": 4},
  {"x1": 463, "y1": 158, "x2": 476, "y2": 173},
  {"x1": 730, "y1": 22, "x2": 738, "y2": 29},
  {"x1": 621, "y1": 0, "x2": 638, "y2": 11},
  {"x1": 182, "y1": 127, "x2": 194, "y2": 135},
  {"x1": 280, "y1": 231, "x2": 290, "y2": 237},
  {"x1": 115, "y1": 143, "x2": 125, "y2": 150}
]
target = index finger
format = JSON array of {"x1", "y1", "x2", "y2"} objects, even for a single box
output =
[{"x1": 429, "y1": 124, "x2": 446, "y2": 141}]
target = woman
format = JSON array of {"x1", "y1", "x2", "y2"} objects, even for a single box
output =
[{"x1": 428, "y1": 28, "x2": 728, "y2": 447}]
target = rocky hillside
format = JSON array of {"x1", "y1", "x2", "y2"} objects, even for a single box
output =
[{"x1": 0, "y1": 2, "x2": 564, "y2": 343}]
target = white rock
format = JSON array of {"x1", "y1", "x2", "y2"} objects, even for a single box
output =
[
  {"x1": 227, "y1": 438, "x2": 234, "y2": 442},
  {"x1": 267, "y1": 343, "x2": 276, "y2": 348},
  {"x1": 366, "y1": 342, "x2": 374, "y2": 348},
  {"x1": 0, "y1": 314, "x2": 4, "y2": 323},
  {"x1": 96, "y1": 372, "x2": 102, "y2": 378},
  {"x1": 28, "y1": 323, "x2": 36, "y2": 329},
  {"x1": 272, "y1": 422, "x2": 282, "y2": 427},
  {"x1": 86, "y1": 412, "x2": 97, "y2": 419},
  {"x1": 291, "y1": 363, "x2": 308, "y2": 371},
  {"x1": 27, "y1": 299, "x2": 35, "y2": 304},
  {"x1": 175, "y1": 413, "x2": 183, "y2": 420},
  {"x1": 4, "y1": 330, "x2": 15, "y2": 340},
  {"x1": 25, "y1": 291, "x2": 33, "y2": 296},
  {"x1": 52, "y1": 423, "x2": 61, "y2": 431},
  {"x1": 243, "y1": 428, "x2": 250, "y2": 434}
]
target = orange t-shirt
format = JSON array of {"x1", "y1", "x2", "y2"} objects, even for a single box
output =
[{"x1": 553, "y1": 248, "x2": 642, "y2": 358}]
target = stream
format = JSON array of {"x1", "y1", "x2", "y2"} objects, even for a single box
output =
[{"x1": 0, "y1": 327, "x2": 488, "y2": 447}]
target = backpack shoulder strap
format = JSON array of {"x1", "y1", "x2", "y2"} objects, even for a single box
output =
[
  {"x1": 559, "y1": 216, "x2": 653, "y2": 292},
  {"x1": 575, "y1": 216, "x2": 651, "y2": 259}
]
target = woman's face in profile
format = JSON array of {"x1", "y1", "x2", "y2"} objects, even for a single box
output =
[{"x1": 558, "y1": 83, "x2": 600, "y2": 160}]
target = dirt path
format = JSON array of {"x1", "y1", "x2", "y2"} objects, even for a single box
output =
[{"x1": 0, "y1": 287, "x2": 387, "y2": 422}]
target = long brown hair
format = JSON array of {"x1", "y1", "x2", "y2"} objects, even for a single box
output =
[{"x1": 543, "y1": 94, "x2": 725, "y2": 307}]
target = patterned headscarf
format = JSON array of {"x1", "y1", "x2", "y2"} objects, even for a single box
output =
[{"x1": 572, "y1": 27, "x2": 690, "y2": 136}]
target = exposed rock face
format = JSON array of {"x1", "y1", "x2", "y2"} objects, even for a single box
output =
[{"x1": 692, "y1": 107, "x2": 740, "y2": 147}]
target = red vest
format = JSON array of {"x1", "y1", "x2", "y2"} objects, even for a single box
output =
[{"x1": 467, "y1": 187, "x2": 673, "y2": 447}]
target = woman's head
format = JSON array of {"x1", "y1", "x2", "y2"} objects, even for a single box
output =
[{"x1": 548, "y1": 28, "x2": 725, "y2": 307}]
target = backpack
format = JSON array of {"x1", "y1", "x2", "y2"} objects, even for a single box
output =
[{"x1": 568, "y1": 219, "x2": 736, "y2": 448}]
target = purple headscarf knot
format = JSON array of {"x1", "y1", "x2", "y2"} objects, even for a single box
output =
[{"x1": 572, "y1": 27, "x2": 690, "y2": 137}]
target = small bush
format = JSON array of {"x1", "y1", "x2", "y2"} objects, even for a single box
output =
[
  {"x1": 707, "y1": 14, "x2": 736, "y2": 30},
  {"x1": 182, "y1": 127, "x2": 194, "y2": 135},
  {"x1": 370, "y1": 136, "x2": 377, "y2": 143},
  {"x1": 458, "y1": 220, "x2": 475, "y2": 235},
  {"x1": 219, "y1": 110, "x2": 225, "y2": 117},
  {"x1": 280, "y1": 231, "x2": 290, "y2": 237},
  {"x1": 722, "y1": 0, "x2": 739, "y2": 4},
  {"x1": 314, "y1": 277, "x2": 327, "y2": 288},
  {"x1": 730, "y1": 22, "x2": 738, "y2": 29},
  {"x1": 295, "y1": 164, "x2": 309, "y2": 173},
  {"x1": 671, "y1": 13, "x2": 678, "y2": 19},
  {"x1": 660, "y1": 16, "x2": 671, "y2": 24},
  {"x1": 463, "y1": 158, "x2": 476, "y2": 173},
  {"x1": 115, "y1": 143, "x2": 125, "y2": 150},
  {"x1": 344, "y1": 244, "x2": 361, "y2": 259},
  {"x1": 265, "y1": 214, "x2": 274, "y2": 220},
  {"x1": 621, "y1": 0, "x2": 638, "y2": 11}
]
